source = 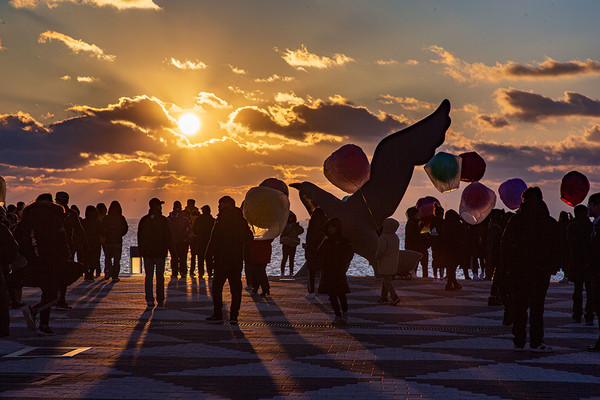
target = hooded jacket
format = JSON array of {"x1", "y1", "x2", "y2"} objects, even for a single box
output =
[
  {"x1": 376, "y1": 218, "x2": 400, "y2": 275},
  {"x1": 207, "y1": 206, "x2": 253, "y2": 269},
  {"x1": 138, "y1": 209, "x2": 174, "y2": 258},
  {"x1": 167, "y1": 209, "x2": 192, "y2": 243}
]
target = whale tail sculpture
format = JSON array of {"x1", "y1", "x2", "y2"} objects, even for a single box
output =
[{"x1": 291, "y1": 99, "x2": 451, "y2": 266}]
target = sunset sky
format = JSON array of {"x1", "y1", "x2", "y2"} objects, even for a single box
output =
[{"x1": 2, "y1": 0, "x2": 600, "y2": 220}]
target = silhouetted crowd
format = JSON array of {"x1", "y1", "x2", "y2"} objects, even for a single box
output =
[{"x1": 2, "y1": 188, "x2": 600, "y2": 353}]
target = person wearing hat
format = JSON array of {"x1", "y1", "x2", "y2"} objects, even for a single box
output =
[{"x1": 138, "y1": 198, "x2": 175, "y2": 309}]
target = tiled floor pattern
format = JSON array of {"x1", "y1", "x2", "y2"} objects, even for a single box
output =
[{"x1": 1, "y1": 275, "x2": 598, "y2": 399}]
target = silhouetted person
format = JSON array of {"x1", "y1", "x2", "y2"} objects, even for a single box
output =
[
  {"x1": 280, "y1": 211, "x2": 304, "y2": 276},
  {"x1": 318, "y1": 218, "x2": 353, "y2": 324},
  {"x1": 96, "y1": 203, "x2": 108, "y2": 278},
  {"x1": 502, "y1": 187, "x2": 559, "y2": 352},
  {"x1": 138, "y1": 198, "x2": 174, "y2": 309},
  {"x1": 192, "y1": 205, "x2": 215, "y2": 278},
  {"x1": 55, "y1": 191, "x2": 87, "y2": 309},
  {"x1": 100, "y1": 201, "x2": 128, "y2": 283},
  {"x1": 443, "y1": 210, "x2": 464, "y2": 291},
  {"x1": 376, "y1": 218, "x2": 401, "y2": 305},
  {"x1": 567, "y1": 205, "x2": 593, "y2": 324},
  {"x1": 15, "y1": 201, "x2": 25, "y2": 219},
  {"x1": 304, "y1": 207, "x2": 327, "y2": 298},
  {"x1": 206, "y1": 196, "x2": 253, "y2": 324},
  {"x1": 184, "y1": 199, "x2": 201, "y2": 277},
  {"x1": 249, "y1": 238, "x2": 273, "y2": 296},
  {"x1": 558, "y1": 211, "x2": 572, "y2": 283},
  {"x1": 0, "y1": 219, "x2": 18, "y2": 337},
  {"x1": 168, "y1": 201, "x2": 192, "y2": 279},
  {"x1": 82, "y1": 206, "x2": 102, "y2": 282},
  {"x1": 430, "y1": 204, "x2": 445, "y2": 279},
  {"x1": 405, "y1": 207, "x2": 429, "y2": 278},
  {"x1": 487, "y1": 209, "x2": 505, "y2": 305},
  {"x1": 586, "y1": 193, "x2": 600, "y2": 352},
  {"x1": 17, "y1": 193, "x2": 69, "y2": 335}
]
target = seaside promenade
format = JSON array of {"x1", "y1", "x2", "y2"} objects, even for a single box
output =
[{"x1": 1, "y1": 276, "x2": 599, "y2": 400}]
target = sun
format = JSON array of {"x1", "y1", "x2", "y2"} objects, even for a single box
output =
[{"x1": 178, "y1": 113, "x2": 201, "y2": 135}]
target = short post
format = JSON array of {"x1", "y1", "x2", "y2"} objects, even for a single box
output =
[{"x1": 130, "y1": 246, "x2": 143, "y2": 274}]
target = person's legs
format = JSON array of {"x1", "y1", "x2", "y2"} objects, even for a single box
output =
[
  {"x1": 585, "y1": 280, "x2": 595, "y2": 323},
  {"x1": 288, "y1": 248, "x2": 296, "y2": 276},
  {"x1": 573, "y1": 280, "x2": 584, "y2": 321},
  {"x1": 144, "y1": 258, "x2": 156, "y2": 304},
  {"x1": 329, "y1": 294, "x2": 341, "y2": 317},
  {"x1": 170, "y1": 249, "x2": 179, "y2": 278},
  {"x1": 111, "y1": 244, "x2": 122, "y2": 279},
  {"x1": 176, "y1": 242, "x2": 188, "y2": 277},
  {"x1": 382, "y1": 276, "x2": 398, "y2": 300},
  {"x1": 280, "y1": 246, "x2": 289, "y2": 275},
  {"x1": 156, "y1": 258, "x2": 165, "y2": 305},
  {"x1": 308, "y1": 266, "x2": 316, "y2": 293},
  {"x1": 228, "y1": 268, "x2": 243, "y2": 319},
  {"x1": 211, "y1": 269, "x2": 226, "y2": 317},
  {"x1": 511, "y1": 286, "x2": 528, "y2": 348},
  {"x1": 339, "y1": 293, "x2": 348, "y2": 313},
  {"x1": 420, "y1": 250, "x2": 429, "y2": 278},
  {"x1": 529, "y1": 275, "x2": 550, "y2": 348},
  {"x1": 0, "y1": 271, "x2": 10, "y2": 336}
]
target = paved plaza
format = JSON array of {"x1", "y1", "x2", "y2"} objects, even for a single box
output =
[{"x1": 1, "y1": 275, "x2": 599, "y2": 399}]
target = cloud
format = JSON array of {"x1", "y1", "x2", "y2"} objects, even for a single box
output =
[
  {"x1": 0, "y1": 39, "x2": 3, "y2": 51},
  {"x1": 254, "y1": 74, "x2": 294, "y2": 83},
  {"x1": 10, "y1": 0, "x2": 161, "y2": 10},
  {"x1": 168, "y1": 58, "x2": 207, "y2": 70},
  {"x1": 428, "y1": 45, "x2": 600, "y2": 83},
  {"x1": 76, "y1": 76, "x2": 98, "y2": 83},
  {"x1": 194, "y1": 92, "x2": 230, "y2": 109},
  {"x1": 60, "y1": 75, "x2": 71, "y2": 80},
  {"x1": 279, "y1": 44, "x2": 354, "y2": 70},
  {"x1": 405, "y1": 59, "x2": 419, "y2": 65},
  {"x1": 584, "y1": 125, "x2": 600, "y2": 142},
  {"x1": 38, "y1": 31, "x2": 115, "y2": 61},
  {"x1": 377, "y1": 95, "x2": 433, "y2": 111},
  {"x1": 497, "y1": 89, "x2": 600, "y2": 122},
  {"x1": 274, "y1": 92, "x2": 305, "y2": 106},
  {"x1": 228, "y1": 65, "x2": 247, "y2": 75},
  {"x1": 376, "y1": 59, "x2": 419, "y2": 66},
  {"x1": 477, "y1": 114, "x2": 511, "y2": 129},
  {"x1": 227, "y1": 98, "x2": 407, "y2": 141},
  {"x1": 228, "y1": 86, "x2": 265, "y2": 102}
]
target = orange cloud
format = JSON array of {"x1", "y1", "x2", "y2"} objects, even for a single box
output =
[
  {"x1": 280, "y1": 44, "x2": 354, "y2": 70},
  {"x1": 254, "y1": 74, "x2": 294, "y2": 83},
  {"x1": 38, "y1": 31, "x2": 115, "y2": 61},
  {"x1": 428, "y1": 45, "x2": 600, "y2": 83},
  {"x1": 377, "y1": 95, "x2": 433, "y2": 111},
  {"x1": 194, "y1": 92, "x2": 230, "y2": 109},
  {"x1": 477, "y1": 114, "x2": 511, "y2": 129},
  {"x1": 228, "y1": 65, "x2": 247, "y2": 75},
  {"x1": 168, "y1": 58, "x2": 207, "y2": 70},
  {"x1": 10, "y1": 0, "x2": 160, "y2": 10}
]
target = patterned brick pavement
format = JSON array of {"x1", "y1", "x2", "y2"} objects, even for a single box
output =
[{"x1": 1, "y1": 275, "x2": 599, "y2": 399}]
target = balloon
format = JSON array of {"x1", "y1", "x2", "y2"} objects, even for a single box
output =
[
  {"x1": 459, "y1": 152, "x2": 486, "y2": 182},
  {"x1": 259, "y1": 177, "x2": 289, "y2": 196},
  {"x1": 424, "y1": 152, "x2": 462, "y2": 193},
  {"x1": 460, "y1": 182, "x2": 496, "y2": 225},
  {"x1": 416, "y1": 196, "x2": 440, "y2": 226},
  {"x1": 498, "y1": 178, "x2": 527, "y2": 210},
  {"x1": 0, "y1": 176, "x2": 5, "y2": 206},
  {"x1": 323, "y1": 144, "x2": 370, "y2": 193},
  {"x1": 242, "y1": 186, "x2": 290, "y2": 240},
  {"x1": 560, "y1": 171, "x2": 590, "y2": 207}
]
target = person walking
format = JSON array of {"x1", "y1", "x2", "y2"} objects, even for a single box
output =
[
  {"x1": 502, "y1": 187, "x2": 559, "y2": 352},
  {"x1": 304, "y1": 207, "x2": 327, "y2": 299},
  {"x1": 280, "y1": 211, "x2": 304, "y2": 276},
  {"x1": 443, "y1": 210, "x2": 464, "y2": 291},
  {"x1": 318, "y1": 218, "x2": 354, "y2": 323},
  {"x1": 430, "y1": 204, "x2": 445, "y2": 280},
  {"x1": 192, "y1": 205, "x2": 215, "y2": 278},
  {"x1": 376, "y1": 218, "x2": 401, "y2": 305},
  {"x1": 184, "y1": 199, "x2": 201, "y2": 277},
  {"x1": 81, "y1": 206, "x2": 102, "y2": 282},
  {"x1": 138, "y1": 198, "x2": 174, "y2": 309},
  {"x1": 16, "y1": 193, "x2": 70, "y2": 335},
  {"x1": 206, "y1": 196, "x2": 253, "y2": 324},
  {"x1": 100, "y1": 201, "x2": 128, "y2": 283},
  {"x1": 586, "y1": 193, "x2": 600, "y2": 352},
  {"x1": 96, "y1": 203, "x2": 108, "y2": 278},
  {"x1": 167, "y1": 201, "x2": 192, "y2": 279},
  {"x1": 249, "y1": 239, "x2": 273, "y2": 297},
  {"x1": 567, "y1": 205, "x2": 593, "y2": 324}
]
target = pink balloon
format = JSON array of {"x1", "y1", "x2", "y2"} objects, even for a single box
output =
[
  {"x1": 260, "y1": 178, "x2": 289, "y2": 196},
  {"x1": 560, "y1": 171, "x2": 590, "y2": 207},
  {"x1": 498, "y1": 178, "x2": 527, "y2": 210},
  {"x1": 324, "y1": 144, "x2": 370, "y2": 194},
  {"x1": 460, "y1": 182, "x2": 496, "y2": 225}
]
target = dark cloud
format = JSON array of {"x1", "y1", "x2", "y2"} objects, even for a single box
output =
[
  {"x1": 584, "y1": 125, "x2": 600, "y2": 142},
  {"x1": 231, "y1": 100, "x2": 407, "y2": 140},
  {"x1": 499, "y1": 89, "x2": 600, "y2": 122},
  {"x1": 505, "y1": 58, "x2": 600, "y2": 78},
  {"x1": 477, "y1": 114, "x2": 511, "y2": 129}
]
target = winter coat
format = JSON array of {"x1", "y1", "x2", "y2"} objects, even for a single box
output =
[
  {"x1": 82, "y1": 217, "x2": 102, "y2": 260},
  {"x1": 442, "y1": 215, "x2": 466, "y2": 267},
  {"x1": 193, "y1": 213, "x2": 215, "y2": 245},
  {"x1": 376, "y1": 218, "x2": 400, "y2": 276},
  {"x1": 248, "y1": 239, "x2": 273, "y2": 265},
  {"x1": 101, "y1": 213, "x2": 128, "y2": 246},
  {"x1": 587, "y1": 219, "x2": 600, "y2": 282},
  {"x1": 280, "y1": 221, "x2": 304, "y2": 247},
  {"x1": 567, "y1": 217, "x2": 593, "y2": 282},
  {"x1": 207, "y1": 206, "x2": 253, "y2": 270},
  {"x1": 317, "y1": 233, "x2": 353, "y2": 295},
  {"x1": 64, "y1": 208, "x2": 88, "y2": 258},
  {"x1": 13, "y1": 201, "x2": 69, "y2": 268},
  {"x1": 138, "y1": 211, "x2": 174, "y2": 258},
  {"x1": 168, "y1": 210, "x2": 192, "y2": 244},
  {"x1": 501, "y1": 199, "x2": 560, "y2": 278},
  {"x1": 486, "y1": 221, "x2": 504, "y2": 269}
]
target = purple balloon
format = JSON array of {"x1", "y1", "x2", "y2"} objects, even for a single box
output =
[{"x1": 498, "y1": 178, "x2": 527, "y2": 210}]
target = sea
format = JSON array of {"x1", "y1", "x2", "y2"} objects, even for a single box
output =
[{"x1": 114, "y1": 220, "x2": 565, "y2": 281}]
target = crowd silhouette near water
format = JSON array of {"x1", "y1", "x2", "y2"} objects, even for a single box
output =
[{"x1": 1, "y1": 188, "x2": 600, "y2": 353}]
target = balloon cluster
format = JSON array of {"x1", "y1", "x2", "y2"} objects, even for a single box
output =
[{"x1": 242, "y1": 178, "x2": 290, "y2": 240}]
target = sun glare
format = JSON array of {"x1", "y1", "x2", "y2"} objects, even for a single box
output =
[{"x1": 178, "y1": 113, "x2": 201, "y2": 135}]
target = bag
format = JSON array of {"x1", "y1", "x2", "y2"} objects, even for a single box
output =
[{"x1": 280, "y1": 236, "x2": 300, "y2": 247}]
